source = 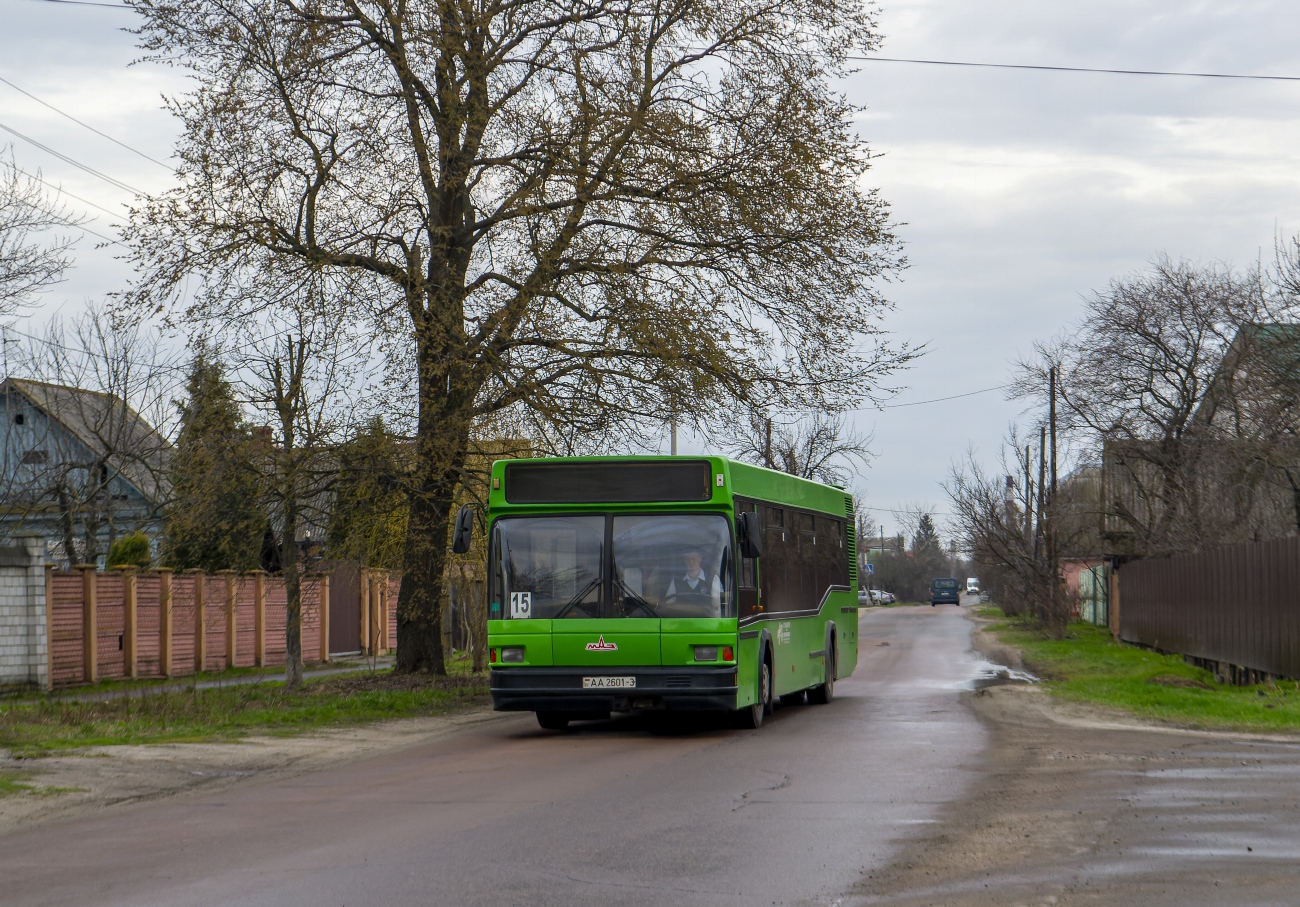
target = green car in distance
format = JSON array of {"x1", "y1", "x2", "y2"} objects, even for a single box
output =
[{"x1": 930, "y1": 577, "x2": 961, "y2": 606}]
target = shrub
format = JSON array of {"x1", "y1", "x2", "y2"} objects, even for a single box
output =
[{"x1": 107, "y1": 532, "x2": 152, "y2": 569}]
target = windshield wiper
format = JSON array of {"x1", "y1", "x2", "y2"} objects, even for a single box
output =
[
  {"x1": 552, "y1": 577, "x2": 601, "y2": 619},
  {"x1": 615, "y1": 575, "x2": 660, "y2": 618}
]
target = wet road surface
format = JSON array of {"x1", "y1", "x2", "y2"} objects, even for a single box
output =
[
  {"x1": 0, "y1": 605, "x2": 988, "y2": 907},
  {"x1": 852, "y1": 624, "x2": 1300, "y2": 906}
]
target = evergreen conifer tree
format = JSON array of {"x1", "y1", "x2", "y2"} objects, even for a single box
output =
[{"x1": 164, "y1": 350, "x2": 264, "y2": 571}]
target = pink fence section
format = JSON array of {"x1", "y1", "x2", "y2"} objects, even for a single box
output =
[
  {"x1": 50, "y1": 573, "x2": 85, "y2": 686},
  {"x1": 46, "y1": 569, "x2": 347, "y2": 687},
  {"x1": 388, "y1": 574, "x2": 400, "y2": 651}
]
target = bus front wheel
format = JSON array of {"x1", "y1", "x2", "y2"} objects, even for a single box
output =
[{"x1": 738, "y1": 657, "x2": 772, "y2": 729}]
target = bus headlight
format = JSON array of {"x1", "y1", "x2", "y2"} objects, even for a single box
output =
[
  {"x1": 501, "y1": 646, "x2": 526, "y2": 663},
  {"x1": 693, "y1": 645, "x2": 718, "y2": 662}
]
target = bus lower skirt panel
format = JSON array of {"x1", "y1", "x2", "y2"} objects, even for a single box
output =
[{"x1": 490, "y1": 666, "x2": 739, "y2": 712}]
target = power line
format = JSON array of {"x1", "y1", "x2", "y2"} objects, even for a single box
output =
[
  {"x1": 0, "y1": 120, "x2": 144, "y2": 195},
  {"x1": 880, "y1": 383, "x2": 1010, "y2": 409},
  {"x1": 70, "y1": 220, "x2": 123, "y2": 246},
  {"x1": 862, "y1": 506, "x2": 956, "y2": 519},
  {"x1": 23, "y1": 0, "x2": 131, "y2": 8},
  {"x1": 0, "y1": 76, "x2": 174, "y2": 172},
  {"x1": 15, "y1": 164, "x2": 124, "y2": 218},
  {"x1": 854, "y1": 55, "x2": 1300, "y2": 83}
]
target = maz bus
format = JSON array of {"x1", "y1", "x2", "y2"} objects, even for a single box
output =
[{"x1": 472, "y1": 456, "x2": 860, "y2": 730}]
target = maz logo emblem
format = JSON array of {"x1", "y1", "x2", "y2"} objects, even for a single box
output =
[{"x1": 584, "y1": 635, "x2": 618, "y2": 651}]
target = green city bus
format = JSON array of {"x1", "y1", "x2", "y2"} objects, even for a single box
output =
[{"x1": 476, "y1": 456, "x2": 860, "y2": 730}]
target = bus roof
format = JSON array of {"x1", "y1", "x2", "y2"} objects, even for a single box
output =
[{"x1": 488, "y1": 455, "x2": 852, "y2": 517}]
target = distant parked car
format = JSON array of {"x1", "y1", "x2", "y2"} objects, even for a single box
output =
[
  {"x1": 857, "y1": 589, "x2": 871, "y2": 606},
  {"x1": 880, "y1": 591, "x2": 896, "y2": 604},
  {"x1": 979, "y1": 591, "x2": 990, "y2": 603},
  {"x1": 930, "y1": 577, "x2": 961, "y2": 606}
]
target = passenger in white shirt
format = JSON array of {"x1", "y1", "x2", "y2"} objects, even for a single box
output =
[{"x1": 665, "y1": 550, "x2": 722, "y2": 614}]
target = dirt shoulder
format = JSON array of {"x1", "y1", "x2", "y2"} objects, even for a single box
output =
[
  {"x1": 850, "y1": 615, "x2": 1300, "y2": 907},
  {"x1": 0, "y1": 705, "x2": 505, "y2": 836}
]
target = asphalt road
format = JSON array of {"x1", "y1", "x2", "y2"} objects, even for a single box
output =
[{"x1": 0, "y1": 604, "x2": 989, "y2": 907}]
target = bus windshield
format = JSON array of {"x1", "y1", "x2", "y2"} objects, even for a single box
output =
[
  {"x1": 494, "y1": 516, "x2": 604, "y2": 619},
  {"x1": 490, "y1": 513, "x2": 734, "y2": 619},
  {"x1": 613, "y1": 514, "x2": 732, "y2": 618}
]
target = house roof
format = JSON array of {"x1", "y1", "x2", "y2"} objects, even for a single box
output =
[
  {"x1": 1193, "y1": 323, "x2": 1300, "y2": 428},
  {"x1": 2, "y1": 377, "x2": 171, "y2": 504}
]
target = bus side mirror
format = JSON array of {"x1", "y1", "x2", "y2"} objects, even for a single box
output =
[
  {"x1": 738, "y1": 511, "x2": 762, "y2": 559},
  {"x1": 451, "y1": 505, "x2": 474, "y2": 554}
]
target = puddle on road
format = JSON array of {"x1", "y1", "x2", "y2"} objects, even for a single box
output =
[{"x1": 964, "y1": 660, "x2": 1039, "y2": 691}]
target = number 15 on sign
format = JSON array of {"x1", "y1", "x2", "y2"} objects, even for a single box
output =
[{"x1": 510, "y1": 591, "x2": 532, "y2": 619}]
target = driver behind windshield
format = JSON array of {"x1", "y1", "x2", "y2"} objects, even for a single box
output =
[{"x1": 665, "y1": 548, "x2": 722, "y2": 615}]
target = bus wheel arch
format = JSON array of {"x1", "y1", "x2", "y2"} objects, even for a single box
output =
[
  {"x1": 759, "y1": 628, "x2": 774, "y2": 712},
  {"x1": 738, "y1": 631, "x2": 774, "y2": 728},
  {"x1": 808, "y1": 623, "x2": 836, "y2": 705}
]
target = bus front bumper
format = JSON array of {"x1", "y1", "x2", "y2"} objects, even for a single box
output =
[{"x1": 490, "y1": 666, "x2": 739, "y2": 712}]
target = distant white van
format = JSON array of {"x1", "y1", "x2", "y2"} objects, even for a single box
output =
[{"x1": 966, "y1": 577, "x2": 980, "y2": 594}]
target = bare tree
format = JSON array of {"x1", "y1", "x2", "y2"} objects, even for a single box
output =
[
  {"x1": 725, "y1": 408, "x2": 873, "y2": 486},
  {"x1": 1012, "y1": 256, "x2": 1298, "y2": 555},
  {"x1": 945, "y1": 437, "x2": 1078, "y2": 633},
  {"x1": 239, "y1": 304, "x2": 361, "y2": 687},
  {"x1": 1, "y1": 306, "x2": 175, "y2": 565},
  {"x1": 0, "y1": 149, "x2": 82, "y2": 315},
  {"x1": 123, "y1": 0, "x2": 912, "y2": 672}
]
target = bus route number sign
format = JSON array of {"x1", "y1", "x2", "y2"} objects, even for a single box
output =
[{"x1": 510, "y1": 591, "x2": 532, "y2": 619}]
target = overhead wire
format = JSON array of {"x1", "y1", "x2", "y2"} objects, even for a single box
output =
[
  {"x1": 852, "y1": 55, "x2": 1300, "y2": 83},
  {"x1": 14, "y1": 164, "x2": 124, "y2": 218},
  {"x1": 879, "y1": 384, "x2": 1010, "y2": 409},
  {"x1": 23, "y1": 0, "x2": 131, "y2": 9},
  {"x1": 0, "y1": 120, "x2": 144, "y2": 195},
  {"x1": 0, "y1": 75, "x2": 174, "y2": 172}
]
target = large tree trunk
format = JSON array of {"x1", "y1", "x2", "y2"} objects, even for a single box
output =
[{"x1": 396, "y1": 318, "x2": 474, "y2": 674}]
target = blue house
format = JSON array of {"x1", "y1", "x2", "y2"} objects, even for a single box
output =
[{"x1": 0, "y1": 378, "x2": 171, "y2": 567}]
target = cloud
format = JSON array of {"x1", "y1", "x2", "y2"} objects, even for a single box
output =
[{"x1": 4, "y1": 0, "x2": 1300, "y2": 539}]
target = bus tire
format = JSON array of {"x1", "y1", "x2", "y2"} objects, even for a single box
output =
[
  {"x1": 738, "y1": 653, "x2": 772, "y2": 729},
  {"x1": 536, "y1": 711, "x2": 570, "y2": 730},
  {"x1": 808, "y1": 647, "x2": 835, "y2": 704}
]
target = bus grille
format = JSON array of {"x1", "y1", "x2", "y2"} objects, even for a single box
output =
[{"x1": 665, "y1": 675, "x2": 692, "y2": 688}]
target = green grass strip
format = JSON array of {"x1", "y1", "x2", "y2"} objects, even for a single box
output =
[
  {"x1": 985, "y1": 615, "x2": 1300, "y2": 733},
  {"x1": 0, "y1": 671, "x2": 488, "y2": 756}
]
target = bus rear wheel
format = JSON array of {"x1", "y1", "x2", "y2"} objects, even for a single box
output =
[
  {"x1": 536, "y1": 711, "x2": 570, "y2": 730},
  {"x1": 738, "y1": 657, "x2": 772, "y2": 729},
  {"x1": 808, "y1": 648, "x2": 835, "y2": 704}
]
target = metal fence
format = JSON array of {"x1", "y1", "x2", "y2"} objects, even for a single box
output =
[{"x1": 1118, "y1": 535, "x2": 1300, "y2": 681}]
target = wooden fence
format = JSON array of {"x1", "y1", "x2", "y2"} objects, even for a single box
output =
[
  {"x1": 1117, "y1": 535, "x2": 1300, "y2": 683},
  {"x1": 45, "y1": 566, "x2": 399, "y2": 687}
]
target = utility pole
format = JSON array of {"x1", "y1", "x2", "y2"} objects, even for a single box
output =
[
  {"x1": 670, "y1": 421, "x2": 678, "y2": 456},
  {"x1": 1048, "y1": 365, "x2": 1060, "y2": 629},
  {"x1": 1035, "y1": 428, "x2": 1046, "y2": 561}
]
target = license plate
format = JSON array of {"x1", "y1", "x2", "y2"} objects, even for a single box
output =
[{"x1": 583, "y1": 676, "x2": 635, "y2": 689}]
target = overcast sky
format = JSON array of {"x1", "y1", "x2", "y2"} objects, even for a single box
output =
[{"x1": 3, "y1": 0, "x2": 1300, "y2": 540}]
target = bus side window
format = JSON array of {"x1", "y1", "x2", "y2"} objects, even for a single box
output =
[
  {"x1": 763, "y1": 507, "x2": 790, "y2": 612},
  {"x1": 736, "y1": 499, "x2": 760, "y2": 617},
  {"x1": 735, "y1": 500, "x2": 757, "y2": 589}
]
